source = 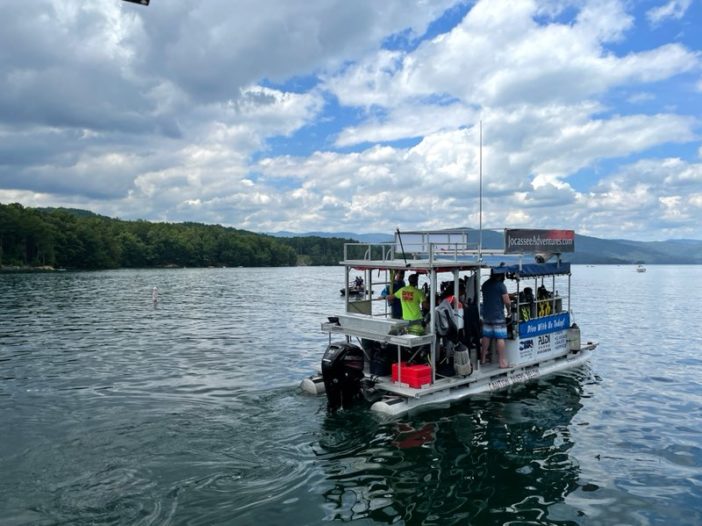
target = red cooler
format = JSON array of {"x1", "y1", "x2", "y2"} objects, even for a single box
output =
[{"x1": 392, "y1": 362, "x2": 432, "y2": 388}]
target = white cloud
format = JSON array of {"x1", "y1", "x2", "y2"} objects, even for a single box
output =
[
  {"x1": 326, "y1": 0, "x2": 697, "y2": 117},
  {"x1": 121, "y1": 0, "x2": 459, "y2": 102},
  {"x1": 335, "y1": 103, "x2": 476, "y2": 147},
  {"x1": 583, "y1": 157, "x2": 702, "y2": 237},
  {"x1": 0, "y1": 0, "x2": 456, "y2": 133},
  {"x1": 1, "y1": 0, "x2": 701, "y2": 241},
  {"x1": 646, "y1": 0, "x2": 693, "y2": 25},
  {"x1": 247, "y1": 108, "x2": 698, "y2": 235},
  {"x1": 308, "y1": 0, "x2": 700, "y2": 239}
]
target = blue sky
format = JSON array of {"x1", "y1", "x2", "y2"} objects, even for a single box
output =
[{"x1": 0, "y1": 0, "x2": 700, "y2": 241}]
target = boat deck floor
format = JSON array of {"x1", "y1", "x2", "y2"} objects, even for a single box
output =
[
  {"x1": 368, "y1": 360, "x2": 516, "y2": 397},
  {"x1": 368, "y1": 345, "x2": 595, "y2": 399}
]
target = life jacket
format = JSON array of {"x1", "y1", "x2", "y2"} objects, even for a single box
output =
[
  {"x1": 538, "y1": 300, "x2": 552, "y2": 317},
  {"x1": 518, "y1": 289, "x2": 534, "y2": 320},
  {"x1": 536, "y1": 287, "x2": 552, "y2": 317},
  {"x1": 520, "y1": 305, "x2": 531, "y2": 321}
]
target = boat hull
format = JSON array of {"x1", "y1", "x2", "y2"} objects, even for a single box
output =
[
  {"x1": 301, "y1": 344, "x2": 596, "y2": 417},
  {"x1": 370, "y1": 347, "x2": 594, "y2": 416}
]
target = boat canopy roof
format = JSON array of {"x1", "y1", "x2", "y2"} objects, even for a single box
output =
[
  {"x1": 340, "y1": 229, "x2": 575, "y2": 276},
  {"x1": 491, "y1": 262, "x2": 571, "y2": 278},
  {"x1": 348, "y1": 260, "x2": 487, "y2": 273}
]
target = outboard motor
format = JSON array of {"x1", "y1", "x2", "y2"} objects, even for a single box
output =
[{"x1": 321, "y1": 342, "x2": 364, "y2": 413}]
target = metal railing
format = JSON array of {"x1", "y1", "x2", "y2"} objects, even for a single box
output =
[{"x1": 343, "y1": 241, "x2": 506, "y2": 266}]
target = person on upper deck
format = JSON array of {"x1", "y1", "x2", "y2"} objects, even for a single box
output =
[
  {"x1": 381, "y1": 270, "x2": 405, "y2": 319},
  {"x1": 480, "y1": 269, "x2": 511, "y2": 368},
  {"x1": 388, "y1": 273, "x2": 428, "y2": 334}
]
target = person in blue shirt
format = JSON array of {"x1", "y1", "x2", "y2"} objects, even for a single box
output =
[
  {"x1": 382, "y1": 270, "x2": 405, "y2": 319},
  {"x1": 480, "y1": 270, "x2": 511, "y2": 368}
]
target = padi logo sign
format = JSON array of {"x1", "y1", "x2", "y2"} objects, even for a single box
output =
[{"x1": 519, "y1": 339, "x2": 534, "y2": 351}]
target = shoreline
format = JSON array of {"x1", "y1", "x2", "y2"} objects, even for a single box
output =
[{"x1": 0, "y1": 265, "x2": 63, "y2": 273}]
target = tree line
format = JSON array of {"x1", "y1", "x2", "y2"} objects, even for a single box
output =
[{"x1": 0, "y1": 203, "x2": 352, "y2": 269}]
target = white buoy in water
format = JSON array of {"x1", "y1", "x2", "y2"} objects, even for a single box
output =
[{"x1": 152, "y1": 286, "x2": 159, "y2": 305}]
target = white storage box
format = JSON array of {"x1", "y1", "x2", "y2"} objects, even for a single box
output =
[{"x1": 337, "y1": 314, "x2": 408, "y2": 335}]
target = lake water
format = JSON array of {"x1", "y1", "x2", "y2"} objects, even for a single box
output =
[{"x1": 1, "y1": 265, "x2": 701, "y2": 525}]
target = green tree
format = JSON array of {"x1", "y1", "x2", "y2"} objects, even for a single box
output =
[{"x1": 0, "y1": 203, "x2": 347, "y2": 270}]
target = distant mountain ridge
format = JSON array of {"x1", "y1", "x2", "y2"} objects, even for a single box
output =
[
  {"x1": 268, "y1": 229, "x2": 702, "y2": 264},
  {"x1": 270, "y1": 231, "x2": 393, "y2": 243}
]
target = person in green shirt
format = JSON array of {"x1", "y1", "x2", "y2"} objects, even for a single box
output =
[{"x1": 388, "y1": 273, "x2": 428, "y2": 334}]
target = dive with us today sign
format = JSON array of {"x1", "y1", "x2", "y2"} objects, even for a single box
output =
[{"x1": 519, "y1": 312, "x2": 570, "y2": 338}]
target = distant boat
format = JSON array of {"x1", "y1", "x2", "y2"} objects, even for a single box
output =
[
  {"x1": 340, "y1": 282, "x2": 367, "y2": 297},
  {"x1": 636, "y1": 264, "x2": 646, "y2": 273}
]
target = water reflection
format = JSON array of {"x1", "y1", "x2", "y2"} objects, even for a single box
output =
[{"x1": 315, "y1": 369, "x2": 592, "y2": 525}]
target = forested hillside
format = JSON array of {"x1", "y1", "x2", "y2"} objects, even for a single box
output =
[{"x1": 0, "y1": 203, "x2": 350, "y2": 269}]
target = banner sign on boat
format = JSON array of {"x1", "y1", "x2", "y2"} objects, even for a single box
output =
[
  {"x1": 504, "y1": 229, "x2": 575, "y2": 254},
  {"x1": 513, "y1": 330, "x2": 568, "y2": 363},
  {"x1": 519, "y1": 312, "x2": 570, "y2": 339},
  {"x1": 506, "y1": 314, "x2": 569, "y2": 365}
]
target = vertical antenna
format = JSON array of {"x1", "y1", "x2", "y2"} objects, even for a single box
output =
[
  {"x1": 396, "y1": 228, "x2": 410, "y2": 267},
  {"x1": 478, "y1": 120, "x2": 483, "y2": 261}
]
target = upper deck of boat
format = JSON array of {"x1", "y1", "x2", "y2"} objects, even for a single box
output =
[
  {"x1": 343, "y1": 254, "x2": 500, "y2": 273},
  {"x1": 341, "y1": 230, "x2": 510, "y2": 273}
]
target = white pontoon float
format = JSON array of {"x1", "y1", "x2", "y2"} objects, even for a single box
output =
[{"x1": 301, "y1": 229, "x2": 597, "y2": 417}]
